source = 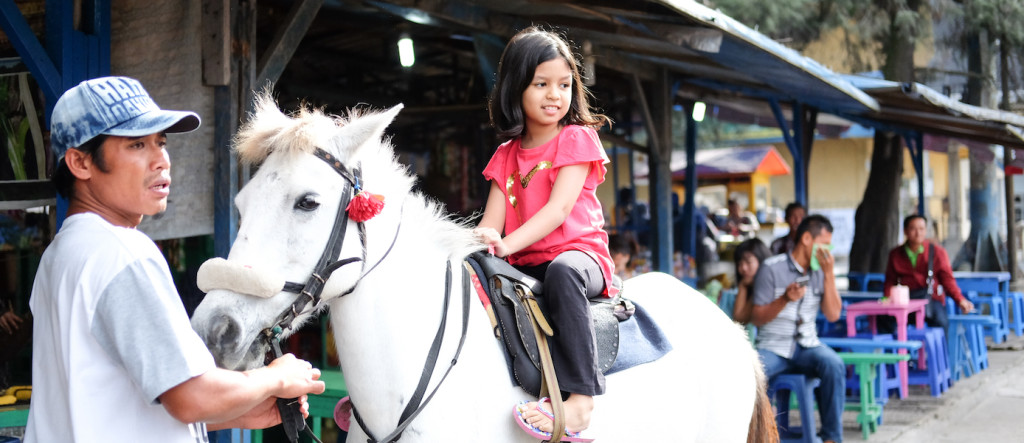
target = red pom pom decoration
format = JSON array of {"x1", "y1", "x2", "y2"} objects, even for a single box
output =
[{"x1": 346, "y1": 191, "x2": 385, "y2": 222}]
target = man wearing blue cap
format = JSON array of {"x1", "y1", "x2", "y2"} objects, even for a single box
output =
[{"x1": 25, "y1": 77, "x2": 325, "y2": 442}]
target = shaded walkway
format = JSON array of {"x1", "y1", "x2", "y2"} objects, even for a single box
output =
[{"x1": 861, "y1": 333, "x2": 1024, "y2": 441}]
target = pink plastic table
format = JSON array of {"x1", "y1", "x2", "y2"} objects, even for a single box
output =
[{"x1": 845, "y1": 299, "x2": 927, "y2": 398}]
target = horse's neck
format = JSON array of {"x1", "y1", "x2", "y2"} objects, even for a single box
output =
[{"x1": 327, "y1": 205, "x2": 503, "y2": 430}]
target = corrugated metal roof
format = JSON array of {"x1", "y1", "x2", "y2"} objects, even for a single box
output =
[
  {"x1": 344, "y1": 0, "x2": 879, "y2": 117},
  {"x1": 653, "y1": 0, "x2": 878, "y2": 114},
  {"x1": 843, "y1": 74, "x2": 1024, "y2": 149}
]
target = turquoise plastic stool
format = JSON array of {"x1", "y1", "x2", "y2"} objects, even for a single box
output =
[
  {"x1": 1008, "y1": 292, "x2": 1024, "y2": 336},
  {"x1": 769, "y1": 374, "x2": 823, "y2": 443}
]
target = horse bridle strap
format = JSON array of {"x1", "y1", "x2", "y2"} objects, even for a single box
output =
[
  {"x1": 275, "y1": 148, "x2": 363, "y2": 331},
  {"x1": 351, "y1": 260, "x2": 472, "y2": 443}
]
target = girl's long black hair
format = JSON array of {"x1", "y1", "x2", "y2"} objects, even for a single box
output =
[{"x1": 488, "y1": 26, "x2": 609, "y2": 140}]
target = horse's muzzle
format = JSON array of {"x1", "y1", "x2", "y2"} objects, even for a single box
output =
[{"x1": 192, "y1": 312, "x2": 262, "y2": 370}]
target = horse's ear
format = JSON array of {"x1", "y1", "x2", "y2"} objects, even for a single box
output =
[{"x1": 336, "y1": 104, "x2": 404, "y2": 154}]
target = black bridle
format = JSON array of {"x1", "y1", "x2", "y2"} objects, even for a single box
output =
[
  {"x1": 258, "y1": 147, "x2": 470, "y2": 443},
  {"x1": 271, "y1": 148, "x2": 364, "y2": 332}
]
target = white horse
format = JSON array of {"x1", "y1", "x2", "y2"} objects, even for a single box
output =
[{"x1": 190, "y1": 94, "x2": 777, "y2": 443}]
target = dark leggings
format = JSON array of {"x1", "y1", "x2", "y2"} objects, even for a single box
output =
[{"x1": 518, "y1": 250, "x2": 606, "y2": 396}]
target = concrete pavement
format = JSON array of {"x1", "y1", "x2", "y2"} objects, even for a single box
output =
[{"x1": 840, "y1": 333, "x2": 1024, "y2": 442}]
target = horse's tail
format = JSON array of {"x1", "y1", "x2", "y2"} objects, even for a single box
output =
[{"x1": 747, "y1": 352, "x2": 779, "y2": 443}]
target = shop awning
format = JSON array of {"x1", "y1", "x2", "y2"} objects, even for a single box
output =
[{"x1": 668, "y1": 145, "x2": 791, "y2": 180}]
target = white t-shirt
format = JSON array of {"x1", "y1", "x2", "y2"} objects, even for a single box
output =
[{"x1": 25, "y1": 213, "x2": 216, "y2": 443}]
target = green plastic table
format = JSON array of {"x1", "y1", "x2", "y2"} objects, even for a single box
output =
[
  {"x1": 837, "y1": 352, "x2": 910, "y2": 440},
  {"x1": 0, "y1": 405, "x2": 29, "y2": 428}
]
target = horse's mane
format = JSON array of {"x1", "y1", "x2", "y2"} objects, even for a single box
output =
[
  {"x1": 234, "y1": 92, "x2": 483, "y2": 260},
  {"x1": 235, "y1": 92, "x2": 373, "y2": 165}
]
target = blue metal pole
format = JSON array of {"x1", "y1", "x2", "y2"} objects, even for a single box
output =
[
  {"x1": 650, "y1": 71, "x2": 674, "y2": 274},
  {"x1": 770, "y1": 99, "x2": 806, "y2": 207},
  {"x1": 682, "y1": 102, "x2": 697, "y2": 261},
  {"x1": 904, "y1": 133, "x2": 926, "y2": 216},
  {"x1": 791, "y1": 102, "x2": 805, "y2": 207},
  {"x1": 611, "y1": 146, "x2": 621, "y2": 231}
]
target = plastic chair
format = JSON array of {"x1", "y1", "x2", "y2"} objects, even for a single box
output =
[
  {"x1": 847, "y1": 272, "x2": 885, "y2": 292},
  {"x1": 967, "y1": 318, "x2": 991, "y2": 372},
  {"x1": 718, "y1": 288, "x2": 738, "y2": 319},
  {"x1": 768, "y1": 374, "x2": 823, "y2": 443},
  {"x1": 1008, "y1": 292, "x2": 1024, "y2": 336},
  {"x1": 907, "y1": 326, "x2": 950, "y2": 396},
  {"x1": 947, "y1": 315, "x2": 999, "y2": 380},
  {"x1": 966, "y1": 291, "x2": 1009, "y2": 343}
]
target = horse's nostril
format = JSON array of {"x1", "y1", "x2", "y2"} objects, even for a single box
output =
[{"x1": 213, "y1": 314, "x2": 241, "y2": 351}]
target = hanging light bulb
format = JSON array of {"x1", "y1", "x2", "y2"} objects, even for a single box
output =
[
  {"x1": 398, "y1": 36, "x2": 415, "y2": 68},
  {"x1": 692, "y1": 101, "x2": 706, "y2": 122}
]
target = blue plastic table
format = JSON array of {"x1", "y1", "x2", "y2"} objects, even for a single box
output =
[{"x1": 954, "y1": 272, "x2": 1011, "y2": 343}]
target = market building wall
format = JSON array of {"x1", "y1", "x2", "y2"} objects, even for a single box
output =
[{"x1": 111, "y1": 0, "x2": 216, "y2": 240}]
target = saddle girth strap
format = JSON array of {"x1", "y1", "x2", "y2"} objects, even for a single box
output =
[{"x1": 520, "y1": 287, "x2": 566, "y2": 443}]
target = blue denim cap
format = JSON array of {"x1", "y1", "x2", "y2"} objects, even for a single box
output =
[{"x1": 50, "y1": 76, "x2": 200, "y2": 158}]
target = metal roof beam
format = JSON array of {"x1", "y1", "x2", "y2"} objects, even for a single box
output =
[
  {"x1": 0, "y1": 1, "x2": 61, "y2": 102},
  {"x1": 256, "y1": 0, "x2": 324, "y2": 88}
]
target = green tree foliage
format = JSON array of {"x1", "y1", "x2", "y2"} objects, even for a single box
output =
[
  {"x1": 961, "y1": 0, "x2": 1024, "y2": 49},
  {"x1": 705, "y1": 0, "x2": 833, "y2": 45},
  {"x1": 710, "y1": 0, "x2": 931, "y2": 77}
]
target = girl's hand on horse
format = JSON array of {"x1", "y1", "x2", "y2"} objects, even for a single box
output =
[{"x1": 473, "y1": 227, "x2": 510, "y2": 258}]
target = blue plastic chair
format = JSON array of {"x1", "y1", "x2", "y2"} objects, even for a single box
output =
[
  {"x1": 907, "y1": 326, "x2": 950, "y2": 396},
  {"x1": 1008, "y1": 292, "x2": 1024, "y2": 336},
  {"x1": 947, "y1": 314, "x2": 999, "y2": 380},
  {"x1": 847, "y1": 272, "x2": 885, "y2": 292},
  {"x1": 768, "y1": 374, "x2": 823, "y2": 443},
  {"x1": 965, "y1": 291, "x2": 1009, "y2": 343}
]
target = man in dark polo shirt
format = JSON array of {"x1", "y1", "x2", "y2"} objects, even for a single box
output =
[{"x1": 752, "y1": 214, "x2": 844, "y2": 443}]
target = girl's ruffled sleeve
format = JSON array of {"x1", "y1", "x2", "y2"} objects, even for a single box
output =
[
  {"x1": 553, "y1": 125, "x2": 608, "y2": 187},
  {"x1": 483, "y1": 141, "x2": 513, "y2": 183}
]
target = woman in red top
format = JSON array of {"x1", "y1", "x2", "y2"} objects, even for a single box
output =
[
  {"x1": 474, "y1": 26, "x2": 612, "y2": 440},
  {"x1": 883, "y1": 215, "x2": 974, "y2": 328}
]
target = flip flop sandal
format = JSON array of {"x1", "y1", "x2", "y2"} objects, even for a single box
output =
[{"x1": 512, "y1": 397, "x2": 594, "y2": 442}]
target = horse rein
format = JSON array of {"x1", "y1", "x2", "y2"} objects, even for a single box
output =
[{"x1": 350, "y1": 260, "x2": 472, "y2": 443}]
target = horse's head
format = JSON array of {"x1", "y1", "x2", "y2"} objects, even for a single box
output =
[{"x1": 191, "y1": 93, "x2": 408, "y2": 370}]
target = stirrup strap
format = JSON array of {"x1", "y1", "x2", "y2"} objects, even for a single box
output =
[{"x1": 518, "y1": 285, "x2": 565, "y2": 443}]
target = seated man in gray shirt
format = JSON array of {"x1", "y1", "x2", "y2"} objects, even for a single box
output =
[{"x1": 752, "y1": 214, "x2": 844, "y2": 443}]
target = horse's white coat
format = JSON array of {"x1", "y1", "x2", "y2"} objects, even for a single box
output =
[{"x1": 191, "y1": 98, "x2": 766, "y2": 442}]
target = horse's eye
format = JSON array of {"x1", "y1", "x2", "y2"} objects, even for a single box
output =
[{"x1": 295, "y1": 194, "x2": 320, "y2": 211}]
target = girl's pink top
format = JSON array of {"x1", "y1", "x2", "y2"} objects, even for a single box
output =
[{"x1": 483, "y1": 124, "x2": 616, "y2": 297}]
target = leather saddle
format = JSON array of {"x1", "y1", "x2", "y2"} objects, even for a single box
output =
[{"x1": 464, "y1": 251, "x2": 633, "y2": 396}]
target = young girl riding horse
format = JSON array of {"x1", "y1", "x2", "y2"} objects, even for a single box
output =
[{"x1": 473, "y1": 26, "x2": 613, "y2": 441}]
